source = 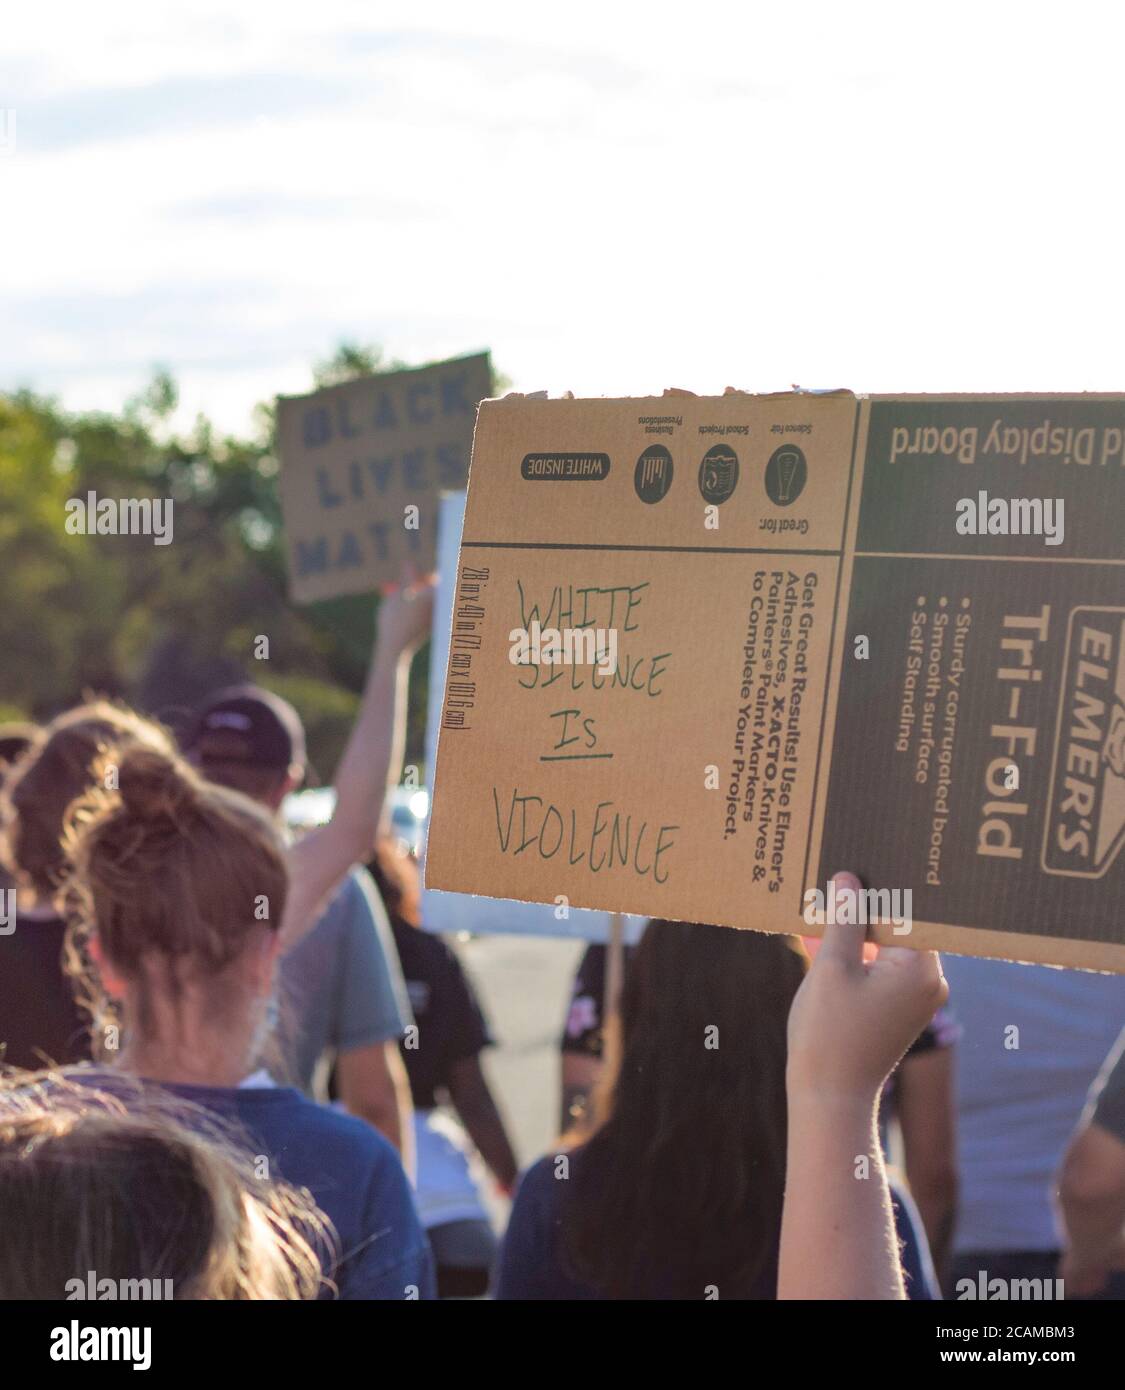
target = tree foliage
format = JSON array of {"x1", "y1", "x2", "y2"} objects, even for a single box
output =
[{"x1": 0, "y1": 343, "x2": 482, "y2": 780}]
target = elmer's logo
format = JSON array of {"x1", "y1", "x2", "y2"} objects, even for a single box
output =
[{"x1": 1043, "y1": 607, "x2": 1125, "y2": 878}]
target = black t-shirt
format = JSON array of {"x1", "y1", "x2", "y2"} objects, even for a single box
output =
[
  {"x1": 390, "y1": 919, "x2": 493, "y2": 1110},
  {"x1": 560, "y1": 943, "x2": 638, "y2": 1059},
  {"x1": 0, "y1": 914, "x2": 91, "y2": 1070}
]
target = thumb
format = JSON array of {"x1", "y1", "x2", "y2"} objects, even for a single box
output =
[{"x1": 816, "y1": 871, "x2": 867, "y2": 969}]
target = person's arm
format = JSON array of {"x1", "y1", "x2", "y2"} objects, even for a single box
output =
[
  {"x1": 1058, "y1": 1030, "x2": 1125, "y2": 1295},
  {"x1": 1057, "y1": 1122, "x2": 1125, "y2": 1295},
  {"x1": 780, "y1": 871, "x2": 949, "y2": 1301},
  {"x1": 428, "y1": 943, "x2": 516, "y2": 1188},
  {"x1": 447, "y1": 1054, "x2": 519, "y2": 1192},
  {"x1": 896, "y1": 1046, "x2": 959, "y2": 1283},
  {"x1": 337, "y1": 1040, "x2": 414, "y2": 1172},
  {"x1": 280, "y1": 570, "x2": 433, "y2": 950},
  {"x1": 328, "y1": 873, "x2": 415, "y2": 1171}
]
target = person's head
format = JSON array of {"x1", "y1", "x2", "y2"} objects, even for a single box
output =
[
  {"x1": 180, "y1": 685, "x2": 306, "y2": 812},
  {"x1": 0, "y1": 702, "x2": 173, "y2": 902},
  {"x1": 62, "y1": 740, "x2": 288, "y2": 1075},
  {"x1": 0, "y1": 1073, "x2": 329, "y2": 1299},
  {"x1": 564, "y1": 920, "x2": 809, "y2": 1300},
  {"x1": 368, "y1": 836, "x2": 422, "y2": 930}
]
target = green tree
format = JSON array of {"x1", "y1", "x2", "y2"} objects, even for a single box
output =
[{"x1": 0, "y1": 342, "x2": 502, "y2": 781}]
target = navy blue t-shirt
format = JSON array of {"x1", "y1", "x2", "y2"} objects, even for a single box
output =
[
  {"x1": 164, "y1": 1082, "x2": 435, "y2": 1300},
  {"x1": 497, "y1": 1150, "x2": 937, "y2": 1300},
  {"x1": 496, "y1": 1150, "x2": 777, "y2": 1300}
]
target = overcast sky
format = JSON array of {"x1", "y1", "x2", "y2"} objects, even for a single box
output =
[{"x1": 2, "y1": 1, "x2": 1123, "y2": 433}]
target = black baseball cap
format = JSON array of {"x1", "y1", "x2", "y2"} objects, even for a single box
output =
[{"x1": 182, "y1": 685, "x2": 306, "y2": 773}]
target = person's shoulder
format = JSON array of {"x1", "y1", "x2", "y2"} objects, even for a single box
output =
[
  {"x1": 417, "y1": 923, "x2": 463, "y2": 972},
  {"x1": 273, "y1": 1088, "x2": 390, "y2": 1146},
  {"x1": 308, "y1": 865, "x2": 381, "y2": 939},
  {"x1": 259, "y1": 1089, "x2": 406, "y2": 1175},
  {"x1": 514, "y1": 1150, "x2": 577, "y2": 1211},
  {"x1": 291, "y1": 1103, "x2": 419, "y2": 1248},
  {"x1": 344, "y1": 863, "x2": 379, "y2": 898},
  {"x1": 342, "y1": 865, "x2": 396, "y2": 936},
  {"x1": 3, "y1": 912, "x2": 67, "y2": 954},
  {"x1": 392, "y1": 914, "x2": 459, "y2": 971},
  {"x1": 335, "y1": 865, "x2": 378, "y2": 914}
]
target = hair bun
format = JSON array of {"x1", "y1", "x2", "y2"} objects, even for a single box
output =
[{"x1": 113, "y1": 745, "x2": 198, "y2": 822}]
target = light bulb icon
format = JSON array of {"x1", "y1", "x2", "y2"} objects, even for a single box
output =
[
  {"x1": 765, "y1": 443, "x2": 807, "y2": 507},
  {"x1": 775, "y1": 450, "x2": 801, "y2": 503}
]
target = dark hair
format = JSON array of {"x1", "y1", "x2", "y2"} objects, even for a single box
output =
[
  {"x1": 561, "y1": 921, "x2": 808, "y2": 1299},
  {"x1": 0, "y1": 722, "x2": 36, "y2": 772},
  {"x1": 368, "y1": 837, "x2": 422, "y2": 930},
  {"x1": 191, "y1": 751, "x2": 291, "y2": 806}
]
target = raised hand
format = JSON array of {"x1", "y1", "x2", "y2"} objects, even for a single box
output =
[
  {"x1": 787, "y1": 870, "x2": 948, "y2": 1105},
  {"x1": 375, "y1": 561, "x2": 435, "y2": 660}
]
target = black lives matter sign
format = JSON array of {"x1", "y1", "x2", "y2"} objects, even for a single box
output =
[{"x1": 277, "y1": 353, "x2": 492, "y2": 601}]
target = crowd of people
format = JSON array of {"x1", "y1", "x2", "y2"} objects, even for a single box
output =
[{"x1": 1, "y1": 569, "x2": 1123, "y2": 1301}]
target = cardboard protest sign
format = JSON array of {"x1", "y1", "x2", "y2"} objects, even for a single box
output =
[
  {"x1": 425, "y1": 390, "x2": 1125, "y2": 972},
  {"x1": 276, "y1": 352, "x2": 492, "y2": 601},
  {"x1": 420, "y1": 490, "x2": 645, "y2": 944}
]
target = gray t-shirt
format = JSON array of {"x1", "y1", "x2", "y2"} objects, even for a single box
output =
[
  {"x1": 943, "y1": 954, "x2": 1125, "y2": 1254},
  {"x1": 1090, "y1": 1028, "x2": 1125, "y2": 1144},
  {"x1": 274, "y1": 867, "x2": 412, "y2": 1095}
]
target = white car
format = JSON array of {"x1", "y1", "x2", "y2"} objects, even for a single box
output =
[{"x1": 283, "y1": 783, "x2": 429, "y2": 856}]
